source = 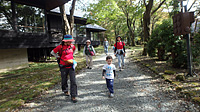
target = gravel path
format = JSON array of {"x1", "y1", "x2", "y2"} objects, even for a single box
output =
[{"x1": 17, "y1": 50, "x2": 200, "y2": 112}]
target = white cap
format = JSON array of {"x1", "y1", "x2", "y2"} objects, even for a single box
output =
[{"x1": 86, "y1": 40, "x2": 91, "y2": 43}]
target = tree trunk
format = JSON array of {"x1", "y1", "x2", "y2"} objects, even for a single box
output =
[
  {"x1": 11, "y1": 1, "x2": 17, "y2": 31},
  {"x1": 142, "y1": 0, "x2": 153, "y2": 55},
  {"x1": 131, "y1": 34, "x2": 135, "y2": 46},
  {"x1": 127, "y1": 33, "x2": 130, "y2": 46},
  {"x1": 59, "y1": 5, "x2": 70, "y2": 35},
  {"x1": 142, "y1": 0, "x2": 166, "y2": 55},
  {"x1": 127, "y1": 18, "x2": 135, "y2": 46},
  {"x1": 69, "y1": 0, "x2": 76, "y2": 36},
  {"x1": 142, "y1": 12, "x2": 151, "y2": 55}
]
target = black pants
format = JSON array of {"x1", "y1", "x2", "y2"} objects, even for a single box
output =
[{"x1": 60, "y1": 67, "x2": 77, "y2": 97}]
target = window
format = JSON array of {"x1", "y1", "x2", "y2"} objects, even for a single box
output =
[
  {"x1": 0, "y1": 0, "x2": 12, "y2": 30},
  {"x1": 76, "y1": 24, "x2": 86, "y2": 37},
  {"x1": 91, "y1": 32, "x2": 99, "y2": 41},
  {"x1": 0, "y1": 0, "x2": 45, "y2": 33},
  {"x1": 16, "y1": 4, "x2": 45, "y2": 33}
]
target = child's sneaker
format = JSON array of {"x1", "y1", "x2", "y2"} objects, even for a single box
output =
[
  {"x1": 119, "y1": 67, "x2": 122, "y2": 71},
  {"x1": 109, "y1": 93, "x2": 114, "y2": 98}
]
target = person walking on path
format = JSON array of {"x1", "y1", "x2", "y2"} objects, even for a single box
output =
[
  {"x1": 103, "y1": 38, "x2": 109, "y2": 55},
  {"x1": 19, "y1": 49, "x2": 200, "y2": 111},
  {"x1": 50, "y1": 34, "x2": 78, "y2": 103},
  {"x1": 102, "y1": 56, "x2": 116, "y2": 98},
  {"x1": 114, "y1": 36, "x2": 126, "y2": 71},
  {"x1": 83, "y1": 40, "x2": 96, "y2": 69}
]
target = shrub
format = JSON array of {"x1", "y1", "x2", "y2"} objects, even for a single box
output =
[
  {"x1": 191, "y1": 33, "x2": 200, "y2": 66},
  {"x1": 147, "y1": 19, "x2": 187, "y2": 68}
]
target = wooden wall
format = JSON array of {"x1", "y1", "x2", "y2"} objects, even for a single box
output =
[{"x1": 0, "y1": 30, "x2": 59, "y2": 49}]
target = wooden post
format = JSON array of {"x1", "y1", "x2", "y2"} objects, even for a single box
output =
[{"x1": 44, "y1": 10, "x2": 49, "y2": 39}]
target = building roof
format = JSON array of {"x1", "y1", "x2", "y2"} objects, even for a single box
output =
[
  {"x1": 83, "y1": 24, "x2": 107, "y2": 32},
  {"x1": 51, "y1": 4, "x2": 87, "y2": 18},
  {"x1": 12, "y1": 0, "x2": 71, "y2": 10}
]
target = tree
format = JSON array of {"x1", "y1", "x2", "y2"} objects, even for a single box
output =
[
  {"x1": 86, "y1": 0, "x2": 127, "y2": 43},
  {"x1": 85, "y1": 0, "x2": 144, "y2": 46},
  {"x1": 59, "y1": 0, "x2": 77, "y2": 36},
  {"x1": 142, "y1": 0, "x2": 166, "y2": 55},
  {"x1": 0, "y1": 0, "x2": 44, "y2": 32},
  {"x1": 69, "y1": 0, "x2": 76, "y2": 36},
  {"x1": 0, "y1": 1, "x2": 13, "y2": 30},
  {"x1": 117, "y1": 0, "x2": 144, "y2": 46},
  {"x1": 59, "y1": 5, "x2": 71, "y2": 35}
]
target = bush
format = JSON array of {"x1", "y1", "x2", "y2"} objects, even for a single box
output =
[
  {"x1": 147, "y1": 19, "x2": 187, "y2": 68},
  {"x1": 191, "y1": 33, "x2": 200, "y2": 66}
]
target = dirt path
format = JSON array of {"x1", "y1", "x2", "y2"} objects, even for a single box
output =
[{"x1": 17, "y1": 49, "x2": 200, "y2": 112}]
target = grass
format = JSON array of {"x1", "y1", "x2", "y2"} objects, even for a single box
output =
[{"x1": 0, "y1": 45, "x2": 104, "y2": 111}]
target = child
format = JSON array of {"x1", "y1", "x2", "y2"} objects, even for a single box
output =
[{"x1": 102, "y1": 56, "x2": 116, "y2": 98}]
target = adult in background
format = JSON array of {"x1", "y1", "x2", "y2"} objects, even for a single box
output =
[
  {"x1": 50, "y1": 35, "x2": 78, "y2": 103},
  {"x1": 114, "y1": 36, "x2": 126, "y2": 71},
  {"x1": 103, "y1": 38, "x2": 109, "y2": 55},
  {"x1": 83, "y1": 40, "x2": 96, "y2": 69}
]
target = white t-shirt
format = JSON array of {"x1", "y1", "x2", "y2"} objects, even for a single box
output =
[{"x1": 102, "y1": 64, "x2": 116, "y2": 79}]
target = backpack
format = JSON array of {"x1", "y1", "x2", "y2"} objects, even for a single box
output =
[{"x1": 57, "y1": 44, "x2": 74, "y2": 64}]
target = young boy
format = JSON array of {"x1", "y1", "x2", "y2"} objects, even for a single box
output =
[{"x1": 102, "y1": 56, "x2": 116, "y2": 98}]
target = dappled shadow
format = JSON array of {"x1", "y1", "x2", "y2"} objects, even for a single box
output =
[{"x1": 16, "y1": 49, "x2": 200, "y2": 111}]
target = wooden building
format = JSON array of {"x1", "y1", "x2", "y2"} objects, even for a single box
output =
[{"x1": 0, "y1": 0, "x2": 106, "y2": 73}]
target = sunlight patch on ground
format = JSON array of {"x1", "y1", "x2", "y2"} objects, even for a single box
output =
[
  {"x1": 123, "y1": 77, "x2": 135, "y2": 81},
  {"x1": 76, "y1": 73, "x2": 88, "y2": 78},
  {"x1": 140, "y1": 103, "x2": 157, "y2": 111},
  {"x1": 90, "y1": 80, "x2": 105, "y2": 84},
  {"x1": 23, "y1": 102, "x2": 44, "y2": 108},
  {"x1": 40, "y1": 82, "x2": 53, "y2": 86},
  {"x1": 93, "y1": 64, "x2": 104, "y2": 68}
]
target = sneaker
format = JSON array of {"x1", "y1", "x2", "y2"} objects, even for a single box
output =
[
  {"x1": 109, "y1": 93, "x2": 114, "y2": 98},
  {"x1": 71, "y1": 97, "x2": 78, "y2": 103},
  {"x1": 89, "y1": 67, "x2": 92, "y2": 69},
  {"x1": 122, "y1": 65, "x2": 125, "y2": 69},
  {"x1": 119, "y1": 67, "x2": 122, "y2": 71},
  {"x1": 65, "y1": 91, "x2": 70, "y2": 96},
  {"x1": 87, "y1": 67, "x2": 90, "y2": 69}
]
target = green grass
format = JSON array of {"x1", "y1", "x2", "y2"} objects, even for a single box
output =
[
  {"x1": 0, "y1": 62, "x2": 60, "y2": 111},
  {"x1": 0, "y1": 45, "x2": 104, "y2": 111},
  {"x1": 129, "y1": 45, "x2": 143, "y2": 51},
  {"x1": 0, "y1": 63, "x2": 57, "y2": 77}
]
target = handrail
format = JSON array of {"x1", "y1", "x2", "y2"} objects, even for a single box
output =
[{"x1": 17, "y1": 25, "x2": 44, "y2": 29}]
